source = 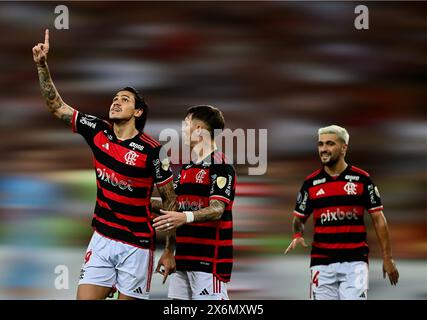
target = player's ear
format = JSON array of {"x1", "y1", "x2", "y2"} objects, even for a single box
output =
[
  {"x1": 342, "y1": 143, "x2": 348, "y2": 155},
  {"x1": 134, "y1": 108, "x2": 143, "y2": 118}
]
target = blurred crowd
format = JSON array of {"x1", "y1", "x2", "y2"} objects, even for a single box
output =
[{"x1": 0, "y1": 2, "x2": 425, "y2": 299}]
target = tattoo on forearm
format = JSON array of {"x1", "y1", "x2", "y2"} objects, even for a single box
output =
[
  {"x1": 37, "y1": 64, "x2": 73, "y2": 126},
  {"x1": 150, "y1": 199, "x2": 163, "y2": 214},
  {"x1": 165, "y1": 230, "x2": 176, "y2": 251},
  {"x1": 158, "y1": 182, "x2": 177, "y2": 211},
  {"x1": 293, "y1": 216, "x2": 305, "y2": 235},
  {"x1": 194, "y1": 200, "x2": 225, "y2": 222}
]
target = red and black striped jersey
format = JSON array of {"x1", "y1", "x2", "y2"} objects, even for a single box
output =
[
  {"x1": 72, "y1": 111, "x2": 173, "y2": 249},
  {"x1": 174, "y1": 151, "x2": 236, "y2": 282},
  {"x1": 293, "y1": 165, "x2": 383, "y2": 267}
]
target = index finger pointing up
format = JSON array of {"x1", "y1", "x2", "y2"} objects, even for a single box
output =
[{"x1": 44, "y1": 29, "x2": 49, "y2": 46}]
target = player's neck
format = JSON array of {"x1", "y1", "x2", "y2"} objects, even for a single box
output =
[
  {"x1": 192, "y1": 141, "x2": 217, "y2": 163},
  {"x1": 324, "y1": 160, "x2": 348, "y2": 177},
  {"x1": 113, "y1": 121, "x2": 139, "y2": 141}
]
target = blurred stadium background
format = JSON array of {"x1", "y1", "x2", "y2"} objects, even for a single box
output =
[{"x1": 0, "y1": 1, "x2": 425, "y2": 299}]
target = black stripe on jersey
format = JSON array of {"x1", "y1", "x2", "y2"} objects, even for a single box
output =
[
  {"x1": 311, "y1": 255, "x2": 368, "y2": 267},
  {"x1": 311, "y1": 196, "x2": 365, "y2": 209},
  {"x1": 311, "y1": 246, "x2": 369, "y2": 257},
  {"x1": 219, "y1": 211, "x2": 232, "y2": 222},
  {"x1": 176, "y1": 260, "x2": 212, "y2": 273},
  {"x1": 95, "y1": 205, "x2": 152, "y2": 233},
  {"x1": 216, "y1": 263, "x2": 233, "y2": 281},
  {"x1": 217, "y1": 246, "x2": 233, "y2": 258},
  {"x1": 177, "y1": 225, "x2": 217, "y2": 239},
  {"x1": 179, "y1": 183, "x2": 211, "y2": 196},
  {"x1": 313, "y1": 233, "x2": 367, "y2": 244},
  {"x1": 176, "y1": 244, "x2": 215, "y2": 258},
  {"x1": 93, "y1": 221, "x2": 154, "y2": 248},
  {"x1": 97, "y1": 191, "x2": 149, "y2": 216},
  {"x1": 314, "y1": 217, "x2": 365, "y2": 227},
  {"x1": 219, "y1": 228, "x2": 233, "y2": 239},
  {"x1": 92, "y1": 144, "x2": 151, "y2": 178}
]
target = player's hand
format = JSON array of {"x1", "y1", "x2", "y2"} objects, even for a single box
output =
[
  {"x1": 32, "y1": 29, "x2": 49, "y2": 65},
  {"x1": 383, "y1": 257, "x2": 399, "y2": 285},
  {"x1": 284, "y1": 236, "x2": 308, "y2": 254},
  {"x1": 153, "y1": 209, "x2": 187, "y2": 232},
  {"x1": 155, "y1": 249, "x2": 176, "y2": 284}
]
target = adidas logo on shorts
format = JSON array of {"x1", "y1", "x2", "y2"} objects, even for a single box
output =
[
  {"x1": 199, "y1": 288, "x2": 209, "y2": 296},
  {"x1": 133, "y1": 287, "x2": 143, "y2": 294}
]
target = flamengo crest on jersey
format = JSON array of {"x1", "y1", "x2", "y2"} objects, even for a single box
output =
[
  {"x1": 72, "y1": 111, "x2": 173, "y2": 249},
  {"x1": 294, "y1": 165, "x2": 383, "y2": 267}
]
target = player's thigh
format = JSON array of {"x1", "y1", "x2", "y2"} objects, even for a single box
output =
[
  {"x1": 115, "y1": 247, "x2": 154, "y2": 300},
  {"x1": 168, "y1": 271, "x2": 192, "y2": 300},
  {"x1": 77, "y1": 283, "x2": 112, "y2": 300},
  {"x1": 339, "y1": 261, "x2": 369, "y2": 300},
  {"x1": 189, "y1": 272, "x2": 229, "y2": 300},
  {"x1": 78, "y1": 232, "x2": 116, "y2": 291},
  {"x1": 310, "y1": 265, "x2": 339, "y2": 300}
]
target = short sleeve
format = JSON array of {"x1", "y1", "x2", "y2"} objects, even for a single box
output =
[
  {"x1": 71, "y1": 110, "x2": 105, "y2": 142},
  {"x1": 293, "y1": 182, "x2": 313, "y2": 218},
  {"x1": 149, "y1": 146, "x2": 173, "y2": 187},
  {"x1": 209, "y1": 164, "x2": 236, "y2": 205},
  {"x1": 364, "y1": 177, "x2": 383, "y2": 214}
]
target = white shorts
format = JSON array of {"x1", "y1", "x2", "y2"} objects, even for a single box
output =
[
  {"x1": 78, "y1": 231, "x2": 154, "y2": 299},
  {"x1": 168, "y1": 271, "x2": 229, "y2": 300},
  {"x1": 310, "y1": 261, "x2": 369, "y2": 300}
]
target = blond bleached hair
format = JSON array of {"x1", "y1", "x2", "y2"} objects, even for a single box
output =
[{"x1": 318, "y1": 125, "x2": 350, "y2": 144}]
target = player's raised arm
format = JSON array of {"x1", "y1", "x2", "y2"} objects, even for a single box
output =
[{"x1": 32, "y1": 29, "x2": 75, "y2": 126}]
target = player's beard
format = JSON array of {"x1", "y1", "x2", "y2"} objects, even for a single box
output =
[{"x1": 320, "y1": 152, "x2": 340, "y2": 167}]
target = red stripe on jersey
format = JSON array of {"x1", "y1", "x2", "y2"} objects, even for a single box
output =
[
  {"x1": 210, "y1": 195, "x2": 231, "y2": 205},
  {"x1": 293, "y1": 210, "x2": 307, "y2": 218},
  {"x1": 94, "y1": 159, "x2": 153, "y2": 188},
  {"x1": 312, "y1": 241, "x2": 367, "y2": 249},
  {"x1": 312, "y1": 205, "x2": 364, "y2": 219},
  {"x1": 310, "y1": 254, "x2": 330, "y2": 258},
  {"x1": 309, "y1": 181, "x2": 364, "y2": 199},
  {"x1": 314, "y1": 225, "x2": 366, "y2": 233},
  {"x1": 94, "y1": 214, "x2": 131, "y2": 232},
  {"x1": 97, "y1": 181, "x2": 150, "y2": 206},
  {"x1": 189, "y1": 221, "x2": 233, "y2": 229},
  {"x1": 93, "y1": 132, "x2": 148, "y2": 168},
  {"x1": 175, "y1": 255, "x2": 233, "y2": 263},
  {"x1": 368, "y1": 206, "x2": 383, "y2": 213},
  {"x1": 98, "y1": 199, "x2": 149, "y2": 222},
  {"x1": 72, "y1": 110, "x2": 78, "y2": 133},
  {"x1": 156, "y1": 175, "x2": 173, "y2": 187},
  {"x1": 350, "y1": 166, "x2": 370, "y2": 177},
  {"x1": 142, "y1": 133, "x2": 160, "y2": 146},
  {"x1": 305, "y1": 169, "x2": 322, "y2": 181},
  {"x1": 176, "y1": 237, "x2": 232, "y2": 246},
  {"x1": 140, "y1": 133, "x2": 160, "y2": 148},
  {"x1": 133, "y1": 231, "x2": 154, "y2": 237},
  {"x1": 97, "y1": 197, "x2": 112, "y2": 210},
  {"x1": 180, "y1": 168, "x2": 211, "y2": 185}
]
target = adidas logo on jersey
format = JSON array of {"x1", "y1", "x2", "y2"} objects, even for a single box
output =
[
  {"x1": 133, "y1": 287, "x2": 143, "y2": 294},
  {"x1": 316, "y1": 188, "x2": 325, "y2": 196},
  {"x1": 199, "y1": 288, "x2": 209, "y2": 296},
  {"x1": 102, "y1": 143, "x2": 109, "y2": 150}
]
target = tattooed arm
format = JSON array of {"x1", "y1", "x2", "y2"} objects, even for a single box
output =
[
  {"x1": 151, "y1": 181, "x2": 177, "y2": 214},
  {"x1": 152, "y1": 199, "x2": 226, "y2": 232},
  {"x1": 284, "y1": 215, "x2": 309, "y2": 254},
  {"x1": 32, "y1": 29, "x2": 75, "y2": 126}
]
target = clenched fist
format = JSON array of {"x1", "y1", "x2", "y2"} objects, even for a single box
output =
[{"x1": 32, "y1": 29, "x2": 50, "y2": 66}]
